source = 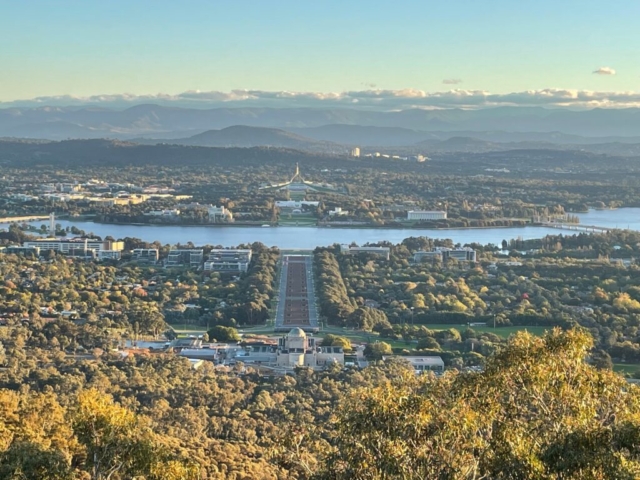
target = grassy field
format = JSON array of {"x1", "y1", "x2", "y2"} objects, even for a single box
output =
[
  {"x1": 278, "y1": 213, "x2": 317, "y2": 226},
  {"x1": 169, "y1": 324, "x2": 207, "y2": 335},
  {"x1": 419, "y1": 324, "x2": 549, "y2": 338},
  {"x1": 613, "y1": 363, "x2": 640, "y2": 375},
  {"x1": 170, "y1": 322, "x2": 549, "y2": 343}
]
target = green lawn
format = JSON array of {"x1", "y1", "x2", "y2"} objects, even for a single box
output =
[
  {"x1": 278, "y1": 213, "x2": 317, "y2": 226},
  {"x1": 169, "y1": 324, "x2": 207, "y2": 334},
  {"x1": 170, "y1": 322, "x2": 548, "y2": 343},
  {"x1": 318, "y1": 323, "x2": 548, "y2": 347},
  {"x1": 419, "y1": 324, "x2": 549, "y2": 338},
  {"x1": 613, "y1": 363, "x2": 640, "y2": 375}
]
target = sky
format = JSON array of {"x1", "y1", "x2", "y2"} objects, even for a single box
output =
[{"x1": 1, "y1": 0, "x2": 639, "y2": 109}]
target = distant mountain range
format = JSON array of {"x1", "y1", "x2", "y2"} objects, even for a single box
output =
[
  {"x1": 4, "y1": 104, "x2": 640, "y2": 140},
  {"x1": 126, "y1": 125, "x2": 640, "y2": 157},
  {"x1": 4, "y1": 104, "x2": 640, "y2": 156}
]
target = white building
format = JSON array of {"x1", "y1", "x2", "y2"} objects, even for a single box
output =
[
  {"x1": 328, "y1": 207, "x2": 349, "y2": 217},
  {"x1": 407, "y1": 210, "x2": 447, "y2": 221},
  {"x1": 275, "y1": 200, "x2": 320, "y2": 209},
  {"x1": 204, "y1": 249, "x2": 252, "y2": 273},
  {"x1": 207, "y1": 205, "x2": 233, "y2": 222},
  {"x1": 145, "y1": 209, "x2": 180, "y2": 217},
  {"x1": 233, "y1": 328, "x2": 344, "y2": 369},
  {"x1": 23, "y1": 238, "x2": 124, "y2": 254},
  {"x1": 384, "y1": 356, "x2": 445, "y2": 374},
  {"x1": 351, "y1": 147, "x2": 361, "y2": 157}
]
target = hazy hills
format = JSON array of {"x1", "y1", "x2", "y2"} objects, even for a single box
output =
[
  {"x1": 0, "y1": 138, "x2": 342, "y2": 169},
  {"x1": 5, "y1": 104, "x2": 640, "y2": 141},
  {"x1": 0, "y1": 138, "x2": 628, "y2": 178},
  {"x1": 4, "y1": 104, "x2": 640, "y2": 156},
  {"x1": 138, "y1": 125, "x2": 335, "y2": 151},
  {"x1": 132, "y1": 126, "x2": 640, "y2": 157}
]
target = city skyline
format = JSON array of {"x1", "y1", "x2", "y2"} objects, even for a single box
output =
[{"x1": 2, "y1": 0, "x2": 638, "y2": 108}]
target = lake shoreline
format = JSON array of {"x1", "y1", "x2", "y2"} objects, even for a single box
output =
[
  {"x1": 57, "y1": 218, "x2": 536, "y2": 232},
  {"x1": 9, "y1": 208, "x2": 640, "y2": 249}
]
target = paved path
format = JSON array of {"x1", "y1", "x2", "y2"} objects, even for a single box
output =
[{"x1": 275, "y1": 253, "x2": 319, "y2": 333}]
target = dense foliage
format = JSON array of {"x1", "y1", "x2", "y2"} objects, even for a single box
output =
[
  {"x1": 313, "y1": 329, "x2": 640, "y2": 480},
  {"x1": 3, "y1": 327, "x2": 639, "y2": 479}
]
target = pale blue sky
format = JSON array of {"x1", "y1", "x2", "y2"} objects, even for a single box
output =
[{"x1": 0, "y1": 0, "x2": 637, "y2": 104}]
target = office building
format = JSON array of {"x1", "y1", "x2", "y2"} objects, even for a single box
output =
[
  {"x1": 445, "y1": 247, "x2": 477, "y2": 262},
  {"x1": 351, "y1": 147, "x2": 361, "y2": 157},
  {"x1": 67, "y1": 248, "x2": 97, "y2": 260},
  {"x1": 23, "y1": 238, "x2": 124, "y2": 254},
  {"x1": 98, "y1": 250, "x2": 122, "y2": 261},
  {"x1": 383, "y1": 356, "x2": 445, "y2": 374},
  {"x1": 3, "y1": 246, "x2": 40, "y2": 257},
  {"x1": 233, "y1": 328, "x2": 344, "y2": 369},
  {"x1": 414, "y1": 247, "x2": 477, "y2": 263},
  {"x1": 407, "y1": 210, "x2": 447, "y2": 221},
  {"x1": 131, "y1": 249, "x2": 159, "y2": 264},
  {"x1": 413, "y1": 251, "x2": 443, "y2": 263},
  {"x1": 204, "y1": 249, "x2": 252, "y2": 273},
  {"x1": 344, "y1": 246, "x2": 391, "y2": 260},
  {"x1": 166, "y1": 249, "x2": 204, "y2": 268}
]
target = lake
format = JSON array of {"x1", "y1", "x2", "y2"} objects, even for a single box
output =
[{"x1": 8, "y1": 208, "x2": 639, "y2": 249}]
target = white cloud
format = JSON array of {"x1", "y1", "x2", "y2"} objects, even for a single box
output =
[
  {"x1": 593, "y1": 67, "x2": 616, "y2": 75},
  {"x1": 442, "y1": 78, "x2": 462, "y2": 85},
  {"x1": 4, "y1": 87, "x2": 640, "y2": 110}
]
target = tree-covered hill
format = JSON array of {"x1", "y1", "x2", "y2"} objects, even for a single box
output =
[
  {"x1": 0, "y1": 138, "x2": 346, "y2": 168},
  {"x1": 2, "y1": 328, "x2": 640, "y2": 479}
]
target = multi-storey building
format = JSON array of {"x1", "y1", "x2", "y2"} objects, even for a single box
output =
[
  {"x1": 343, "y1": 246, "x2": 391, "y2": 260},
  {"x1": 444, "y1": 247, "x2": 477, "y2": 262},
  {"x1": 407, "y1": 210, "x2": 447, "y2": 221},
  {"x1": 414, "y1": 247, "x2": 477, "y2": 263},
  {"x1": 131, "y1": 248, "x2": 159, "y2": 264},
  {"x1": 165, "y1": 249, "x2": 204, "y2": 268},
  {"x1": 204, "y1": 249, "x2": 252, "y2": 273},
  {"x1": 23, "y1": 238, "x2": 124, "y2": 254},
  {"x1": 207, "y1": 205, "x2": 234, "y2": 222},
  {"x1": 3, "y1": 246, "x2": 40, "y2": 256},
  {"x1": 98, "y1": 250, "x2": 122, "y2": 260}
]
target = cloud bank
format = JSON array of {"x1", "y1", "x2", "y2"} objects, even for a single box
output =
[
  {"x1": 4, "y1": 87, "x2": 640, "y2": 110},
  {"x1": 593, "y1": 67, "x2": 616, "y2": 75}
]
